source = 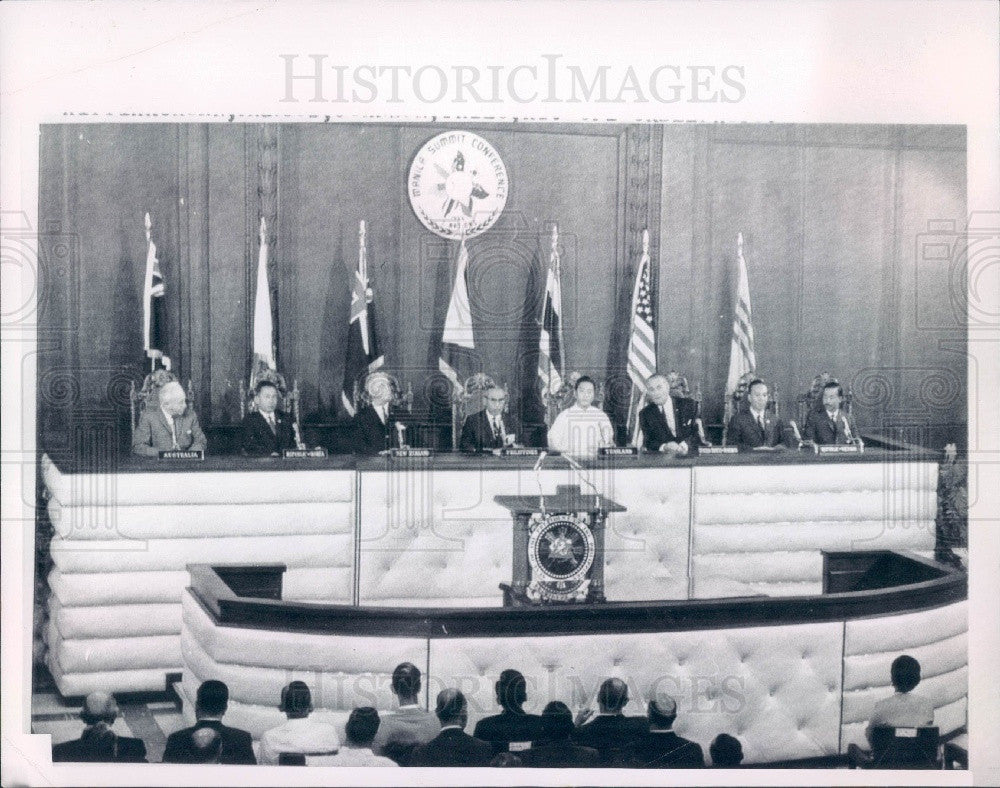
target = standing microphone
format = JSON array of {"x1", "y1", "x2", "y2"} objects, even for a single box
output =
[
  {"x1": 788, "y1": 419, "x2": 803, "y2": 449},
  {"x1": 395, "y1": 422, "x2": 407, "y2": 449},
  {"x1": 534, "y1": 451, "x2": 548, "y2": 516},
  {"x1": 841, "y1": 414, "x2": 853, "y2": 443}
]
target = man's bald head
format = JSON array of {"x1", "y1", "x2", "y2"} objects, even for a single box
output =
[
  {"x1": 434, "y1": 688, "x2": 468, "y2": 728},
  {"x1": 648, "y1": 694, "x2": 678, "y2": 729},
  {"x1": 159, "y1": 381, "x2": 187, "y2": 416},
  {"x1": 80, "y1": 691, "x2": 118, "y2": 725}
]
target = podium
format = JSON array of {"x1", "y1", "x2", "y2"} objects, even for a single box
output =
[{"x1": 495, "y1": 485, "x2": 626, "y2": 606}]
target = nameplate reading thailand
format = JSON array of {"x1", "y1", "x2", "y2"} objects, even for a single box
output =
[
  {"x1": 282, "y1": 448, "x2": 329, "y2": 459},
  {"x1": 599, "y1": 447, "x2": 639, "y2": 456},
  {"x1": 158, "y1": 450, "x2": 204, "y2": 461},
  {"x1": 818, "y1": 444, "x2": 861, "y2": 454},
  {"x1": 496, "y1": 447, "x2": 542, "y2": 457},
  {"x1": 389, "y1": 448, "x2": 433, "y2": 458},
  {"x1": 699, "y1": 446, "x2": 738, "y2": 455}
]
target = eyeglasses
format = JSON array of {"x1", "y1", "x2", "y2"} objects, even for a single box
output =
[{"x1": 486, "y1": 396, "x2": 508, "y2": 402}]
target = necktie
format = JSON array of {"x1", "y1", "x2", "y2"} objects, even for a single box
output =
[
  {"x1": 267, "y1": 413, "x2": 276, "y2": 434},
  {"x1": 169, "y1": 417, "x2": 179, "y2": 449},
  {"x1": 757, "y1": 414, "x2": 765, "y2": 433}
]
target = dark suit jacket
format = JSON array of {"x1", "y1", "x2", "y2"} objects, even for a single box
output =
[
  {"x1": 726, "y1": 409, "x2": 787, "y2": 451},
  {"x1": 639, "y1": 397, "x2": 698, "y2": 452},
  {"x1": 132, "y1": 406, "x2": 207, "y2": 456},
  {"x1": 473, "y1": 710, "x2": 545, "y2": 755},
  {"x1": 162, "y1": 719, "x2": 256, "y2": 765},
  {"x1": 803, "y1": 407, "x2": 859, "y2": 445},
  {"x1": 459, "y1": 410, "x2": 519, "y2": 452},
  {"x1": 408, "y1": 726, "x2": 493, "y2": 767},
  {"x1": 521, "y1": 739, "x2": 600, "y2": 768},
  {"x1": 52, "y1": 731, "x2": 147, "y2": 763},
  {"x1": 572, "y1": 714, "x2": 648, "y2": 766},
  {"x1": 239, "y1": 410, "x2": 296, "y2": 456},
  {"x1": 624, "y1": 730, "x2": 705, "y2": 768},
  {"x1": 352, "y1": 404, "x2": 392, "y2": 454}
]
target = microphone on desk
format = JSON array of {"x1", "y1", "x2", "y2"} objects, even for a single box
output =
[
  {"x1": 395, "y1": 422, "x2": 407, "y2": 449},
  {"x1": 788, "y1": 419, "x2": 804, "y2": 450}
]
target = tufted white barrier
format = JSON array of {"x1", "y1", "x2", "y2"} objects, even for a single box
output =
[
  {"x1": 42, "y1": 455, "x2": 356, "y2": 695},
  {"x1": 358, "y1": 465, "x2": 691, "y2": 605},
  {"x1": 691, "y1": 462, "x2": 938, "y2": 598},
  {"x1": 180, "y1": 590, "x2": 426, "y2": 738},
  {"x1": 840, "y1": 600, "x2": 967, "y2": 751}
]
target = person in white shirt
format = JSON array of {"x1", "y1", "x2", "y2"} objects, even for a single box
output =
[
  {"x1": 547, "y1": 376, "x2": 614, "y2": 455},
  {"x1": 307, "y1": 708, "x2": 398, "y2": 767},
  {"x1": 866, "y1": 655, "x2": 935, "y2": 745},
  {"x1": 371, "y1": 662, "x2": 440, "y2": 765},
  {"x1": 258, "y1": 681, "x2": 340, "y2": 766}
]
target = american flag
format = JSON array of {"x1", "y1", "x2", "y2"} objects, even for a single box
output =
[
  {"x1": 626, "y1": 229, "x2": 655, "y2": 445},
  {"x1": 725, "y1": 232, "x2": 757, "y2": 396},
  {"x1": 538, "y1": 225, "x2": 564, "y2": 398},
  {"x1": 141, "y1": 212, "x2": 168, "y2": 368},
  {"x1": 341, "y1": 220, "x2": 384, "y2": 416}
]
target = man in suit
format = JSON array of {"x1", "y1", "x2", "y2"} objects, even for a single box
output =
[
  {"x1": 352, "y1": 371, "x2": 395, "y2": 454},
  {"x1": 521, "y1": 701, "x2": 599, "y2": 768},
  {"x1": 132, "y1": 380, "x2": 207, "y2": 456},
  {"x1": 709, "y1": 733, "x2": 743, "y2": 767},
  {"x1": 473, "y1": 669, "x2": 544, "y2": 755},
  {"x1": 459, "y1": 385, "x2": 519, "y2": 452},
  {"x1": 52, "y1": 691, "x2": 147, "y2": 763},
  {"x1": 572, "y1": 678, "x2": 647, "y2": 766},
  {"x1": 804, "y1": 380, "x2": 861, "y2": 445},
  {"x1": 371, "y1": 662, "x2": 440, "y2": 765},
  {"x1": 239, "y1": 380, "x2": 297, "y2": 456},
  {"x1": 638, "y1": 373, "x2": 698, "y2": 455},
  {"x1": 624, "y1": 694, "x2": 704, "y2": 768},
  {"x1": 162, "y1": 679, "x2": 256, "y2": 765},
  {"x1": 726, "y1": 378, "x2": 788, "y2": 451},
  {"x1": 408, "y1": 689, "x2": 492, "y2": 767}
]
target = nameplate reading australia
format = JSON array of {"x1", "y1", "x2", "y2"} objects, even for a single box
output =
[
  {"x1": 389, "y1": 448, "x2": 433, "y2": 458},
  {"x1": 699, "y1": 446, "x2": 738, "y2": 455},
  {"x1": 158, "y1": 450, "x2": 204, "y2": 461},
  {"x1": 599, "y1": 447, "x2": 638, "y2": 457},
  {"x1": 496, "y1": 447, "x2": 542, "y2": 457},
  {"x1": 282, "y1": 448, "x2": 329, "y2": 459},
  {"x1": 818, "y1": 444, "x2": 861, "y2": 454}
]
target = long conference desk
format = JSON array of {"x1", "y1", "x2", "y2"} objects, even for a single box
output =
[{"x1": 40, "y1": 446, "x2": 966, "y2": 765}]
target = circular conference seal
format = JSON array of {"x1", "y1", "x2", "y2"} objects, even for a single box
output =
[
  {"x1": 408, "y1": 131, "x2": 509, "y2": 239},
  {"x1": 527, "y1": 513, "x2": 596, "y2": 602}
]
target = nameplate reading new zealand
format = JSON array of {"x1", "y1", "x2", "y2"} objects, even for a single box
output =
[
  {"x1": 158, "y1": 450, "x2": 204, "y2": 461},
  {"x1": 388, "y1": 448, "x2": 433, "y2": 459},
  {"x1": 283, "y1": 448, "x2": 329, "y2": 459}
]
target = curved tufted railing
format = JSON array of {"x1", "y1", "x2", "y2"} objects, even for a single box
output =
[{"x1": 180, "y1": 553, "x2": 965, "y2": 766}]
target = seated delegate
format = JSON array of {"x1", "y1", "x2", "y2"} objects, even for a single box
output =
[{"x1": 131, "y1": 380, "x2": 207, "y2": 457}]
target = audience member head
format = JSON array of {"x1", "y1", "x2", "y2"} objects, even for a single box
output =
[
  {"x1": 158, "y1": 381, "x2": 188, "y2": 417},
  {"x1": 596, "y1": 678, "x2": 629, "y2": 714},
  {"x1": 490, "y1": 752, "x2": 523, "y2": 767},
  {"x1": 747, "y1": 379, "x2": 769, "y2": 413},
  {"x1": 344, "y1": 707, "x2": 380, "y2": 748},
  {"x1": 80, "y1": 691, "x2": 118, "y2": 726},
  {"x1": 645, "y1": 374, "x2": 671, "y2": 406},
  {"x1": 484, "y1": 385, "x2": 508, "y2": 417},
  {"x1": 574, "y1": 376, "x2": 597, "y2": 408},
  {"x1": 890, "y1": 654, "x2": 922, "y2": 694},
  {"x1": 821, "y1": 380, "x2": 844, "y2": 414},
  {"x1": 647, "y1": 694, "x2": 678, "y2": 730},
  {"x1": 495, "y1": 669, "x2": 527, "y2": 712},
  {"x1": 279, "y1": 680, "x2": 313, "y2": 719},
  {"x1": 434, "y1": 689, "x2": 468, "y2": 729},
  {"x1": 710, "y1": 733, "x2": 744, "y2": 767},
  {"x1": 254, "y1": 381, "x2": 280, "y2": 414},
  {"x1": 391, "y1": 662, "x2": 422, "y2": 705},
  {"x1": 195, "y1": 679, "x2": 229, "y2": 720},
  {"x1": 189, "y1": 726, "x2": 223, "y2": 763},
  {"x1": 539, "y1": 700, "x2": 575, "y2": 741}
]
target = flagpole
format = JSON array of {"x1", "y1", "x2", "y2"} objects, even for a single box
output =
[{"x1": 552, "y1": 224, "x2": 565, "y2": 384}]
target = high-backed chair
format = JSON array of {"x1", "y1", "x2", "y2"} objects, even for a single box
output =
[
  {"x1": 129, "y1": 369, "x2": 196, "y2": 438},
  {"x1": 847, "y1": 726, "x2": 940, "y2": 770},
  {"x1": 797, "y1": 372, "x2": 854, "y2": 426},
  {"x1": 239, "y1": 369, "x2": 303, "y2": 447},
  {"x1": 721, "y1": 371, "x2": 778, "y2": 447}
]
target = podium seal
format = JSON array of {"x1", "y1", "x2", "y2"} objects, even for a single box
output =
[{"x1": 527, "y1": 513, "x2": 595, "y2": 602}]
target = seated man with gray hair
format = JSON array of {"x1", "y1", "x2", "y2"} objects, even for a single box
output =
[
  {"x1": 623, "y1": 693, "x2": 704, "y2": 768},
  {"x1": 52, "y1": 691, "x2": 147, "y2": 762},
  {"x1": 132, "y1": 380, "x2": 207, "y2": 456}
]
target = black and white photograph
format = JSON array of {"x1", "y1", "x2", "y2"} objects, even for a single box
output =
[{"x1": 2, "y1": 3, "x2": 997, "y2": 786}]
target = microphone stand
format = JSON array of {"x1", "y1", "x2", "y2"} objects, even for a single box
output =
[{"x1": 533, "y1": 451, "x2": 548, "y2": 517}]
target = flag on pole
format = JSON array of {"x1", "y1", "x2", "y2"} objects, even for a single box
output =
[
  {"x1": 341, "y1": 220, "x2": 384, "y2": 416},
  {"x1": 626, "y1": 229, "x2": 655, "y2": 446},
  {"x1": 537, "y1": 224, "x2": 564, "y2": 398},
  {"x1": 141, "y1": 212, "x2": 169, "y2": 369},
  {"x1": 725, "y1": 232, "x2": 757, "y2": 395},
  {"x1": 250, "y1": 217, "x2": 276, "y2": 388},
  {"x1": 438, "y1": 239, "x2": 476, "y2": 392}
]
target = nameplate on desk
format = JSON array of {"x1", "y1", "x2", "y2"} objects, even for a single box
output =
[
  {"x1": 599, "y1": 447, "x2": 638, "y2": 457},
  {"x1": 282, "y1": 448, "x2": 329, "y2": 459},
  {"x1": 818, "y1": 444, "x2": 861, "y2": 454},
  {"x1": 699, "y1": 446, "x2": 738, "y2": 455},
  {"x1": 496, "y1": 447, "x2": 542, "y2": 457},
  {"x1": 158, "y1": 450, "x2": 204, "y2": 461},
  {"x1": 388, "y1": 448, "x2": 433, "y2": 458}
]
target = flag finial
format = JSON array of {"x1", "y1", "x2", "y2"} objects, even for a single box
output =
[
  {"x1": 259, "y1": 217, "x2": 266, "y2": 242},
  {"x1": 642, "y1": 228, "x2": 649, "y2": 255},
  {"x1": 359, "y1": 219, "x2": 366, "y2": 242},
  {"x1": 551, "y1": 223, "x2": 559, "y2": 250},
  {"x1": 737, "y1": 232, "x2": 744, "y2": 253}
]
